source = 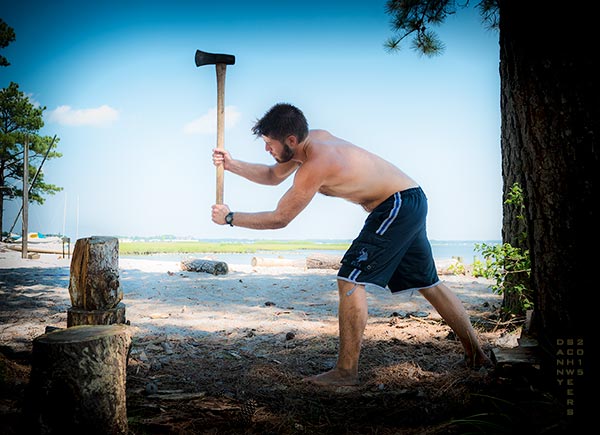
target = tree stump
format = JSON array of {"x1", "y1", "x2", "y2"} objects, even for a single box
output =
[
  {"x1": 26, "y1": 324, "x2": 131, "y2": 435},
  {"x1": 306, "y1": 254, "x2": 342, "y2": 270},
  {"x1": 181, "y1": 258, "x2": 228, "y2": 275},
  {"x1": 67, "y1": 303, "x2": 127, "y2": 327},
  {"x1": 67, "y1": 236, "x2": 125, "y2": 326}
]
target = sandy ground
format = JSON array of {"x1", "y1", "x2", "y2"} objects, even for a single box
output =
[
  {"x1": 0, "y1": 246, "x2": 506, "y2": 353},
  {"x1": 3, "y1": 243, "x2": 540, "y2": 434}
]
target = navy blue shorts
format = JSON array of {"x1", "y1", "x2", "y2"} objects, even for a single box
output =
[{"x1": 337, "y1": 187, "x2": 440, "y2": 293}]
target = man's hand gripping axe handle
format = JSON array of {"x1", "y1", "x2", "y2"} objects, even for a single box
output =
[{"x1": 195, "y1": 49, "x2": 235, "y2": 204}]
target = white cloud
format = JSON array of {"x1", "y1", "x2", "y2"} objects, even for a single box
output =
[
  {"x1": 184, "y1": 106, "x2": 241, "y2": 135},
  {"x1": 47, "y1": 105, "x2": 119, "y2": 126},
  {"x1": 26, "y1": 93, "x2": 42, "y2": 108}
]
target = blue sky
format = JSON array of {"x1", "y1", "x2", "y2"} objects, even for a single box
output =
[{"x1": 1, "y1": 0, "x2": 501, "y2": 241}]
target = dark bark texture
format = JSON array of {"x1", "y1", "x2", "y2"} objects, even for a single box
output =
[
  {"x1": 26, "y1": 325, "x2": 131, "y2": 434},
  {"x1": 499, "y1": 0, "x2": 596, "y2": 339}
]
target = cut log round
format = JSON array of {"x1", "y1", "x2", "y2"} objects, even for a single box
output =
[
  {"x1": 26, "y1": 324, "x2": 131, "y2": 435},
  {"x1": 69, "y1": 236, "x2": 122, "y2": 310},
  {"x1": 67, "y1": 302, "x2": 127, "y2": 327},
  {"x1": 180, "y1": 259, "x2": 228, "y2": 275},
  {"x1": 306, "y1": 254, "x2": 342, "y2": 270}
]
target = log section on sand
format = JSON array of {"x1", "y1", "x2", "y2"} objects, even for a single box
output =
[
  {"x1": 26, "y1": 324, "x2": 131, "y2": 434},
  {"x1": 181, "y1": 258, "x2": 229, "y2": 275}
]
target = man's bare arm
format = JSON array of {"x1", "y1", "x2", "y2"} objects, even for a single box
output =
[
  {"x1": 213, "y1": 149, "x2": 299, "y2": 186},
  {"x1": 228, "y1": 160, "x2": 299, "y2": 186},
  {"x1": 225, "y1": 185, "x2": 315, "y2": 228},
  {"x1": 212, "y1": 163, "x2": 322, "y2": 229}
]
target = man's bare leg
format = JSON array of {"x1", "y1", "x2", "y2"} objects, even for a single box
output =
[
  {"x1": 419, "y1": 282, "x2": 492, "y2": 367},
  {"x1": 303, "y1": 280, "x2": 367, "y2": 386}
]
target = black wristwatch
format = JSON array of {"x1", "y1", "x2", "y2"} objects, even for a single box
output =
[{"x1": 225, "y1": 212, "x2": 234, "y2": 227}]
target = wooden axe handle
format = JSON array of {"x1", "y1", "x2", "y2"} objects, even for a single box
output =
[{"x1": 215, "y1": 63, "x2": 227, "y2": 205}]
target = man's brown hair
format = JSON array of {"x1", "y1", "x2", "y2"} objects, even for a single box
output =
[{"x1": 252, "y1": 103, "x2": 308, "y2": 143}]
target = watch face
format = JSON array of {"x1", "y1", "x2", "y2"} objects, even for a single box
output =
[{"x1": 225, "y1": 213, "x2": 233, "y2": 224}]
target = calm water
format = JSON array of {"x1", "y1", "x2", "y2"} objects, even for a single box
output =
[{"x1": 121, "y1": 240, "x2": 500, "y2": 265}]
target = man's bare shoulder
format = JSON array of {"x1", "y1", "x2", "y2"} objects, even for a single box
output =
[{"x1": 308, "y1": 129, "x2": 349, "y2": 144}]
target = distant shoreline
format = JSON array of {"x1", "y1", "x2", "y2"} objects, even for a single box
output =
[
  {"x1": 118, "y1": 239, "x2": 501, "y2": 262},
  {"x1": 2, "y1": 238, "x2": 500, "y2": 262},
  {"x1": 118, "y1": 240, "x2": 351, "y2": 255}
]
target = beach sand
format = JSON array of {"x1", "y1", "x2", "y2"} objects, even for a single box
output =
[
  {"x1": 1, "y1": 243, "x2": 520, "y2": 434},
  {"x1": 0, "y1": 246, "x2": 505, "y2": 351}
]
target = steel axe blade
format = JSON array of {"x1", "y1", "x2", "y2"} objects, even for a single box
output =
[{"x1": 195, "y1": 50, "x2": 235, "y2": 67}]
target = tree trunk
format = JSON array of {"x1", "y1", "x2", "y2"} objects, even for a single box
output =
[
  {"x1": 26, "y1": 325, "x2": 131, "y2": 435},
  {"x1": 0, "y1": 164, "x2": 5, "y2": 237},
  {"x1": 69, "y1": 236, "x2": 122, "y2": 310},
  {"x1": 67, "y1": 302, "x2": 127, "y2": 327},
  {"x1": 499, "y1": 0, "x2": 594, "y2": 420},
  {"x1": 0, "y1": 186, "x2": 4, "y2": 237},
  {"x1": 499, "y1": 0, "x2": 595, "y2": 337},
  {"x1": 180, "y1": 258, "x2": 228, "y2": 275}
]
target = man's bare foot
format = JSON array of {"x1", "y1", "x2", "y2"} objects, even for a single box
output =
[{"x1": 302, "y1": 368, "x2": 360, "y2": 386}]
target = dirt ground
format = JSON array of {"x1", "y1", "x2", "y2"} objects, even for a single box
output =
[{"x1": 0, "y1": 246, "x2": 568, "y2": 434}]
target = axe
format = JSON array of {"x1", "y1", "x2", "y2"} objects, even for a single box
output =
[{"x1": 195, "y1": 49, "x2": 235, "y2": 204}]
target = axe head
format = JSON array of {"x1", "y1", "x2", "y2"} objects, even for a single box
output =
[{"x1": 195, "y1": 49, "x2": 235, "y2": 67}]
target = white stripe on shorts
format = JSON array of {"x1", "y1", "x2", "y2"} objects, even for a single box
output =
[
  {"x1": 349, "y1": 268, "x2": 361, "y2": 281},
  {"x1": 376, "y1": 192, "x2": 402, "y2": 235}
]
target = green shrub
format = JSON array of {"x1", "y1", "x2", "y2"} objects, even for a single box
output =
[{"x1": 474, "y1": 183, "x2": 532, "y2": 315}]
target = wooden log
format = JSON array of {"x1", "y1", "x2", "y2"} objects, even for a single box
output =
[
  {"x1": 26, "y1": 324, "x2": 131, "y2": 435},
  {"x1": 306, "y1": 253, "x2": 342, "y2": 270},
  {"x1": 251, "y1": 257, "x2": 305, "y2": 267},
  {"x1": 6, "y1": 243, "x2": 68, "y2": 256},
  {"x1": 67, "y1": 302, "x2": 127, "y2": 327},
  {"x1": 69, "y1": 236, "x2": 122, "y2": 310},
  {"x1": 180, "y1": 258, "x2": 228, "y2": 275},
  {"x1": 490, "y1": 345, "x2": 541, "y2": 370}
]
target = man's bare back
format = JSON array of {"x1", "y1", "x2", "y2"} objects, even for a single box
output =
[{"x1": 297, "y1": 130, "x2": 419, "y2": 211}]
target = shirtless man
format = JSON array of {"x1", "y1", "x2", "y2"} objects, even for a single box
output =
[{"x1": 211, "y1": 103, "x2": 491, "y2": 386}]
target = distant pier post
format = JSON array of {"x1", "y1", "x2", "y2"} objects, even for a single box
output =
[{"x1": 21, "y1": 138, "x2": 29, "y2": 259}]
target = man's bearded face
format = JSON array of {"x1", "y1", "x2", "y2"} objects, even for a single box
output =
[{"x1": 275, "y1": 142, "x2": 294, "y2": 163}]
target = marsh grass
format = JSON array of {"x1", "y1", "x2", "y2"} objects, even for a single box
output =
[{"x1": 118, "y1": 240, "x2": 350, "y2": 255}]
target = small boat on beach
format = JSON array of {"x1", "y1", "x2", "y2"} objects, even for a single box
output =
[
  {"x1": 3, "y1": 232, "x2": 71, "y2": 256},
  {"x1": 5, "y1": 232, "x2": 63, "y2": 244}
]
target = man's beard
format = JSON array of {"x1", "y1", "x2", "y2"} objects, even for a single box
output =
[{"x1": 274, "y1": 144, "x2": 294, "y2": 163}]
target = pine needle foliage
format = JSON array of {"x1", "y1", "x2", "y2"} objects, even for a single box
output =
[{"x1": 384, "y1": 0, "x2": 499, "y2": 56}]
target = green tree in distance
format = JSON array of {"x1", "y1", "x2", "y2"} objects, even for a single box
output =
[
  {"x1": 1, "y1": 19, "x2": 62, "y2": 236},
  {"x1": 0, "y1": 18, "x2": 16, "y2": 67}
]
